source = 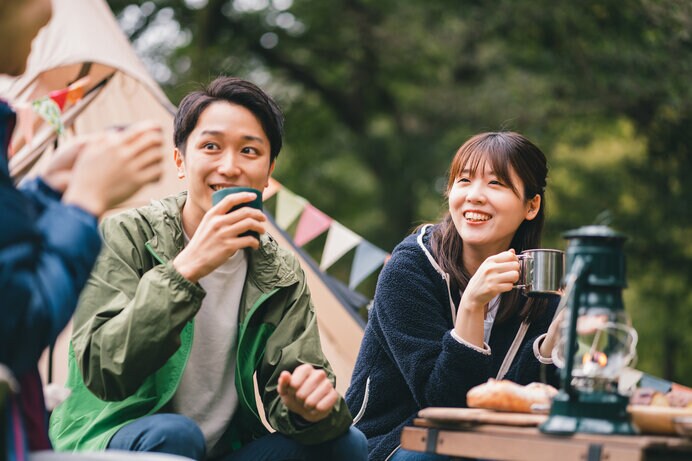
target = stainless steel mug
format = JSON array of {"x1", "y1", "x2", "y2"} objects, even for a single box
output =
[{"x1": 514, "y1": 249, "x2": 564, "y2": 296}]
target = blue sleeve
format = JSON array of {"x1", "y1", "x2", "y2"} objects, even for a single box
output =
[
  {"x1": 0, "y1": 179, "x2": 101, "y2": 375},
  {"x1": 371, "y1": 244, "x2": 493, "y2": 409},
  {"x1": 17, "y1": 177, "x2": 63, "y2": 216}
]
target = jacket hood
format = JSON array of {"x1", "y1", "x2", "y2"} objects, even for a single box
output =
[{"x1": 417, "y1": 224, "x2": 447, "y2": 278}]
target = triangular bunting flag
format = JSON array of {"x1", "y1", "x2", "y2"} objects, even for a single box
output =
[
  {"x1": 32, "y1": 97, "x2": 64, "y2": 135},
  {"x1": 320, "y1": 221, "x2": 362, "y2": 270},
  {"x1": 275, "y1": 188, "x2": 307, "y2": 229},
  {"x1": 349, "y1": 241, "x2": 388, "y2": 289},
  {"x1": 66, "y1": 76, "x2": 90, "y2": 105},
  {"x1": 49, "y1": 88, "x2": 69, "y2": 111},
  {"x1": 294, "y1": 204, "x2": 332, "y2": 247}
]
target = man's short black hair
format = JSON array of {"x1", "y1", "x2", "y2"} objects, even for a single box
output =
[{"x1": 174, "y1": 77, "x2": 285, "y2": 162}]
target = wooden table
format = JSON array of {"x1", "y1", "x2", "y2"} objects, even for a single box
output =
[{"x1": 401, "y1": 416, "x2": 692, "y2": 461}]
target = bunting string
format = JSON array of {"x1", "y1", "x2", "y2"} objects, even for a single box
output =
[
  {"x1": 267, "y1": 179, "x2": 390, "y2": 291},
  {"x1": 11, "y1": 77, "x2": 91, "y2": 149}
]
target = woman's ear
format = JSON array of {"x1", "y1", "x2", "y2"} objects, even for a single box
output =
[{"x1": 525, "y1": 194, "x2": 541, "y2": 221}]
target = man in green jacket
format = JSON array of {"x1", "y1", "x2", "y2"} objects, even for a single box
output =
[{"x1": 49, "y1": 77, "x2": 367, "y2": 461}]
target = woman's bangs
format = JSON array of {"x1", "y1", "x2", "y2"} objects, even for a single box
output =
[
  {"x1": 448, "y1": 141, "x2": 487, "y2": 188},
  {"x1": 486, "y1": 148, "x2": 519, "y2": 196},
  {"x1": 451, "y1": 144, "x2": 518, "y2": 196}
]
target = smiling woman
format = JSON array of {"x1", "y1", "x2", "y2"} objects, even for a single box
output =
[
  {"x1": 440, "y1": 132, "x2": 548, "y2": 328},
  {"x1": 345, "y1": 131, "x2": 564, "y2": 461}
]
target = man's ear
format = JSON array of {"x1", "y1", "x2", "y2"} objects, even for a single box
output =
[
  {"x1": 525, "y1": 194, "x2": 541, "y2": 221},
  {"x1": 264, "y1": 160, "x2": 276, "y2": 188},
  {"x1": 174, "y1": 148, "x2": 185, "y2": 178}
]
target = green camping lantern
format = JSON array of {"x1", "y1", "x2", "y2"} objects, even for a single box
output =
[{"x1": 540, "y1": 225, "x2": 638, "y2": 435}]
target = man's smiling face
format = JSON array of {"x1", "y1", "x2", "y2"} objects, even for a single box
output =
[{"x1": 175, "y1": 101, "x2": 275, "y2": 230}]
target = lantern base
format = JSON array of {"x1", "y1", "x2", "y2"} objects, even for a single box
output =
[{"x1": 540, "y1": 390, "x2": 637, "y2": 435}]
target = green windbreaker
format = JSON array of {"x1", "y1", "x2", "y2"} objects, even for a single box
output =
[{"x1": 49, "y1": 193, "x2": 352, "y2": 452}]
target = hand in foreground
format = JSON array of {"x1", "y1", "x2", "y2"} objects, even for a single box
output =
[
  {"x1": 173, "y1": 192, "x2": 266, "y2": 283},
  {"x1": 277, "y1": 363, "x2": 339, "y2": 424},
  {"x1": 460, "y1": 249, "x2": 520, "y2": 313},
  {"x1": 41, "y1": 139, "x2": 90, "y2": 193},
  {"x1": 540, "y1": 307, "x2": 566, "y2": 358},
  {"x1": 61, "y1": 121, "x2": 164, "y2": 217}
]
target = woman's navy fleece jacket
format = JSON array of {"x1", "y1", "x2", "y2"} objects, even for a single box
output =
[{"x1": 345, "y1": 225, "x2": 559, "y2": 461}]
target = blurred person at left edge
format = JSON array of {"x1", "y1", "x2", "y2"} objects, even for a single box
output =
[{"x1": 0, "y1": 0, "x2": 165, "y2": 458}]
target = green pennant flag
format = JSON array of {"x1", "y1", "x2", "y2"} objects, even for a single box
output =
[{"x1": 32, "y1": 96, "x2": 64, "y2": 135}]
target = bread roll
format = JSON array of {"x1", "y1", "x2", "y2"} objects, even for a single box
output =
[
  {"x1": 651, "y1": 392, "x2": 670, "y2": 407},
  {"x1": 466, "y1": 379, "x2": 558, "y2": 413}
]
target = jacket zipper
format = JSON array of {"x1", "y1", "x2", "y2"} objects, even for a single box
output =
[
  {"x1": 352, "y1": 376, "x2": 370, "y2": 425},
  {"x1": 144, "y1": 241, "x2": 166, "y2": 265},
  {"x1": 416, "y1": 226, "x2": 457, "y2": 326},
  {"x1": 235, "y1": 289, "x2": 279, "y2": 424},
  {"x1": 384, "y1": 445, "x2": 401, "y2": 461}
]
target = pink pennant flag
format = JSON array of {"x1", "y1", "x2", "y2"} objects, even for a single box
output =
[
  {"x1": 294, "y1": 204, "x2": 332, "y2": 247},
  {"x1": 49, "y1": 88, "x2": 69, "y2": 111}
]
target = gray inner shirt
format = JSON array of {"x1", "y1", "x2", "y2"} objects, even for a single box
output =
[{"x1": 171, "y1": 238, "x2": 247, "y2": 457}]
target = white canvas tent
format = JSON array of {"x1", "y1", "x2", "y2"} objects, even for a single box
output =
[
  {"x1": 0, "y1": 0, "x2": 363, "y2": 395},
  {"x1": 0, "y1": 0, "x2": 180, "y2": 210}
]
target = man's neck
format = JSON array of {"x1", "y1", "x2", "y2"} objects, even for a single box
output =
[{"x1": 180, "y1": 199, "x2": 203, "y2": 239}]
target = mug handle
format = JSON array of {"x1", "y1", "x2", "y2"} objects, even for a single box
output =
[{"x1": 512, "y1": 253, "x2": 531, "y2": 290}]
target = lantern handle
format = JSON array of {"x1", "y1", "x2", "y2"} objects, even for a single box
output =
[
  {"x1": 551, "y1": 256, "x2": 587, "y2": 322},
  {"x1": 550, "y1": 257, "x2": 588, "y2": 368}
]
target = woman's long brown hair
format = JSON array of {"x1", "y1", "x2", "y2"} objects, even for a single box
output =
[{"x1": 430, "y1": 132, "x2": 549, "y2": 323}]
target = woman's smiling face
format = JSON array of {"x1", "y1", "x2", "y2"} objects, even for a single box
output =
[{"x1": 448, "y1": 159, "x2": 540, "y2": 256}]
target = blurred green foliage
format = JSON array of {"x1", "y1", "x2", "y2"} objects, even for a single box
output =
[{"x1": 107, "y1": 0, "x2": 691, "y2": 384}]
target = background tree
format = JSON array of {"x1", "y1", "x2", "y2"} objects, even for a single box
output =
[{"x1": 107, "y1": 0, "x2": 691, "y2": 383}]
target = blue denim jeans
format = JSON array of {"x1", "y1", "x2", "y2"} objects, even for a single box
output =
[
  {"x1": 107, "y1": 413, "x2": 368, "y2": 461},
  {"x1": 390, "y1": 448, "x2": 453, "y2": 461},
  {"x1": 107, "y1": 414, "x2": 204, "y2": 460}
]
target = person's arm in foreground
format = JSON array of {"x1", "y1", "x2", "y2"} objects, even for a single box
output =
[{"x1": 0, "y1": 123, "x2": 163, "y2": 373}]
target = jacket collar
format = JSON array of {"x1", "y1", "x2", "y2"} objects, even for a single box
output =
[
  {"x1": 143, "y1": 192, "x2": 299, "y2": 291},
  {"x1": 417, "y1": 224, "x2": 447, "y2": 278}
]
